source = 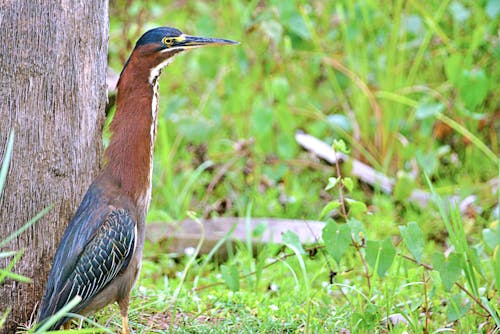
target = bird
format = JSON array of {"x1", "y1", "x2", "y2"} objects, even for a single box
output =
[{"x1": 36, "y1": 27, "x2": 237, "y2": 333}]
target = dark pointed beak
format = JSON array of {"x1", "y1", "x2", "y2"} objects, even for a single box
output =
[{"x1": 180, "y1": 35, "x2": 239, "y2": 48}]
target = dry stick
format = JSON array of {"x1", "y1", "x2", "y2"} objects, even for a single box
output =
[
  {"x1": 353, "y1": 235, "x2": 371, "y2": 292},
  {"x1": 206, "y1": 155, "x2": 240, "y2": 194}
]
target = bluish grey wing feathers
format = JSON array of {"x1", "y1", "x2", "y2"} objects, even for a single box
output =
[
  {"x1": 60, "y1": 208, "x2": 136, "y2": 310},
  {"x1": 38, "y1": 208, "x2": 136, "y2": 328}
]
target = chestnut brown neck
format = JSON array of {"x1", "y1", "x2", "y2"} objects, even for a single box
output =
[{"x1": 103, "y1": 51, "x2": 161, "y2": 213}]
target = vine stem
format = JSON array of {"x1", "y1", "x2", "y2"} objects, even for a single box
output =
[
  {"x1": 331, "y1": 144, "x2": 371, "y2": 290},
  {"x1": 331, "y1": 145, "x2": 348, "y2": 219}
]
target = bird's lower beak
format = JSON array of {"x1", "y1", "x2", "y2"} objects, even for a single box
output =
[{"x1": 179, "y1": 34, "x2": 239, "y2": 48}]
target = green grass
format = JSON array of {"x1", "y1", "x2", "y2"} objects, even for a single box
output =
[{"x1": 28, "y1": 0, "x2": 500, "y2": 332}]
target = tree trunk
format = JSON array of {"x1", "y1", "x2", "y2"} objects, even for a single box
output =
[{"x1": 0, "y1": 1, "x2": 108, "y2": 332}]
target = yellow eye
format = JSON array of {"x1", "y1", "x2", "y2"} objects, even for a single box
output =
[{"x1": 162, "y1": 37, "x2": 174, "y2": 47}]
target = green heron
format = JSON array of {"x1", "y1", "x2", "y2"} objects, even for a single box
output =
[{"x1": 36, "y1": 27, "x2": 237, "y2": 333}]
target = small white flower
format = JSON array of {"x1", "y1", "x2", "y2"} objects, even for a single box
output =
[
  {"x1": 184, "y1": 247, "x2": 196, "y2": 256},
  {"x1": 269, "y1": 305, "x2": 279, "y2": 311}
]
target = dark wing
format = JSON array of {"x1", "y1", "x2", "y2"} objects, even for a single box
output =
[{"x1": 37, "y1": 208, "x2": 136, "y2": 329}]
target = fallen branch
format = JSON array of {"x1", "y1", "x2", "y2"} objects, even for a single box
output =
[
  {"x1": 295, "y1": 131, "x2": 476, "y2": 209},
  {"x1": 146, "y1": 217, "x2": 325, "y2": 256}
]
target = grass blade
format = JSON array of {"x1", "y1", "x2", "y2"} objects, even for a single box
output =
[
  {"x1": 0, "y1": 205, "x2": 53, "y2": 249},
  {"x1": 0, "y1": 130, "x2": 14, "y2": 195},
  {"x1": 33, "y1": 296, "x2": 81, "y2": 333}
]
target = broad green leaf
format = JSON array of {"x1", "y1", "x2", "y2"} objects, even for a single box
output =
[
  {"x1": 322, "y1": 221, "x2": 351, "y2": 264},
  {"x1": 347, "y1": 218, "x2": 365, "y2": 244},
  {"x1": 342, "y1": 177, "x2": 354, "y2": 193},
  {"x1": 483, "y1": 228, "x2": 499, "y2": 251},
  {"x1": 365, "y1": 240, "x2": 380, "y2": 274},
  {"x1": 458, "y1": 69, "x2": 489, "y2": 110},
  {"x1": 447, "y1": 294, "x2": 471, "y2": 322},
  {"x1": 379, "y1": 238, "x2": 396, "y2": 277},
  {"x1": 345, "y1": 198, "x2": 367, "y2": 215},
  {"x1": 221, "y1": 265, "x2": 240, "y2": 292},
  {"x1": 366, "y1": 238, "x2": 396, "y2": 277},
  {"x1": 325, "y1": 177, "x2": 340, "y2": 191},
  {"x1": 272, "y1": 1, "x2": 311, "y2": 40},
  {"x1": 282, "y1": 230, "x2": 305, "y2": 254},
  {"x1": 400, "y1": 222, "x2": 424, "y2": 263},
  {"x1": 432, "y1": 252, "x2": 463, "y2": 291},
  {"x1": 285, "y1": 13, "x2": 311, "y2": 40},
  {"x1": 319, "y1": 200, "x2": 342, "y2": 219}
]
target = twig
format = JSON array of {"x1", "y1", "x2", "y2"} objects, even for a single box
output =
[
  {"x1": 206, "y1": 155, "x2": 239, "y2": 194},
  {"x1": 353, "y1": 235, "x2": 371, "y2": 292}
]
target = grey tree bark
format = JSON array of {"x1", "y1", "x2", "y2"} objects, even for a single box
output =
[{"x1": 0, "y1": 1, "x2": 108, "y2": 332}]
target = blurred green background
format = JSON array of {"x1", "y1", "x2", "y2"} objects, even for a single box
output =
[
  {"x1": 109, "y1": 0, "x2": 499, "y2": 225},
  {"x1": 104, "y1": 0, "x2": 500, "y2": 332}
]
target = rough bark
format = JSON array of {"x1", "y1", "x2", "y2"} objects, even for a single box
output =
[{"x1": 0, "y1": 1, "x2": 108, "y2": 332}]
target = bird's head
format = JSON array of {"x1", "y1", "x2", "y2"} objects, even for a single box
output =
[{"x1": 129, "y1": 27, "x2": 238, "y2": 83}]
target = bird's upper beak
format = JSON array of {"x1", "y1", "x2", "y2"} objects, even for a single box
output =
[{"x1": 178, "y1": 34, "x2": 239, "y2": 49}]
